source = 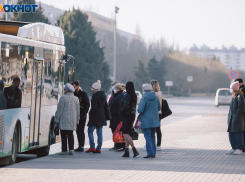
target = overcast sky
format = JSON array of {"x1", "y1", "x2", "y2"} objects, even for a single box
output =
[{"x1": 39, "y1": 0, "x2": 245, "y2": 51}]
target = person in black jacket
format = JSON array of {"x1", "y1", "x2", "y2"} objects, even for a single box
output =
[
  {"x1": 120, "y1": 81, "x2": 139, "y2": 157},
  {"x1": 86, "y1": 80, "x2": 108, "y2": 153},
  {"x1": 72, "y1": 81, "x2": 90, "y2": 152},
  {"x1": 4, "y1": 77, "x2": 22, "y2": 109},
  {"x1": 226, "y1": 81, "x2": 245, "y2": 155},
  {"x1": 110, "y1": 83, "x2": 125, "y2": 151},
  {"x1": 234, "y1": 78, "x2": 245, "y2": 152}
]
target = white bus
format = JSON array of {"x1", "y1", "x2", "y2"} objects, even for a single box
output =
[{"x1": 0, "y1": 21, "x2": 75, "y2": 165}]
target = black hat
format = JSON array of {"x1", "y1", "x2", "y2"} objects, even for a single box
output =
[
  {"x1": 72, "y1": 81, "x2": 79, "y2": 86},
  {"x1": 234, "y1": 78, "x2": 243, "y2": 83}
]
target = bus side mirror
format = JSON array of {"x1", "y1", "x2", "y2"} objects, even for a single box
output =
[{"x1": 68, "y1": 67, "x2": 76, "y2": 83}]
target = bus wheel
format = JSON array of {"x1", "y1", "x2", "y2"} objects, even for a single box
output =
[{"x1": 9, "y1": 127, "x2": 19, "y2": 164}]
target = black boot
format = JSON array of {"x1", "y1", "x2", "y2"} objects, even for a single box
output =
[
  {"x1": 132, "y1": 147, "x2": 139, "y2": 157},
  {"x1": 122, "y1": 148, "x2": 129, "y2": 157}
]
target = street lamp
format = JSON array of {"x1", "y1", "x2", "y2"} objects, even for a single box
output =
[{"x1": 113, "y1": 6, "x2": 119, "y2": 81}]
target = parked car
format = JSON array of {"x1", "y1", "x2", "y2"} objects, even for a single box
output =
[
  {"x1": 135, "y1": 91, "x2": 142, "y2": 104},
  {"x1": 53, "y1": 82, "x2": 62, "y2": 97},
  {"x1": 215, "y1": 88, "x2": 232, "y2": 107},
  {"x1": 43, "y1": 78, "x2": 54, "y2": 96}
]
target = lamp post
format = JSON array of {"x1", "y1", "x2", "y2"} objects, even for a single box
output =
[{"x1": 113, "y1": 6, "x2": 119, "y2": 81}]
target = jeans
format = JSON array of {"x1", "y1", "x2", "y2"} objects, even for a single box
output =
[
  {"x1": 143, "y1": 128, "x2": 156, "y2": 156},
  {"x1": 60, "y1": 130, "x2": 74, "y2": 152},
  {"x1": 229, "y1": 132, "x2": 243, "y2": 150},
  {"x1": 88, "y1": 126, "x2": 103, "y2": 150},
  {"x1": 156, "y1": 114, "x2": 162, "y2": 146},
  {"x1": 76, "y1": 117, "x2": 86, "y2": 147}
]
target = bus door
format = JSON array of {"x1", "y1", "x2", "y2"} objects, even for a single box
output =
[{"x1": 29, "y1": 59, "x2": 43, "y2": 148}]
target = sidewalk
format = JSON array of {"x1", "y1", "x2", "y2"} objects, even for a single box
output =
[{"x1": 1, "y1": 113, "x2": 245, "y2": 182}]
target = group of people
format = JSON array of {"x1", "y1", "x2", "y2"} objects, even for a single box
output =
[
  {"x1": 227, "y1": 78, "x2": 245, "y2": 155},
  {"x1": 55, "y1": 79, "x2": 164, "y2": 158}
]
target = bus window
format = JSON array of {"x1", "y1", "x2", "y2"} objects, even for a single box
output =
[
  {"x1": 1, "y1": 42, "x2": 33, "y2": 109},
  {"x1": 41, "y1": 49, "x2": 58, "y2": 106}
]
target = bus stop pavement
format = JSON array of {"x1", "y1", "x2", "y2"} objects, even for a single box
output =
[{"x1": 1, "y1": 114, "x2": 245, "y2": 182}]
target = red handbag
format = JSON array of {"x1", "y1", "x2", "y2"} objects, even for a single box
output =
[{"x1": 113, "y1": 122, "x2": 125, "y2": 143}]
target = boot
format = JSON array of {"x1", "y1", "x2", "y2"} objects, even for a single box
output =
[
  {"x1": 132, "y1": 147, "x2": 139, "y2": 157},
  {"x1": 122, "y1": 148, "x2": 129, "y2": 157}
]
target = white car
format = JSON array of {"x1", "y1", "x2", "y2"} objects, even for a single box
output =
[
  {"x1": 53, "y1": 82, "x2": 62, "y2": 97},
  {"x1": 215, "y1": 88, "x2": 232, "y2": 107},
  {"x1": 43, "y1": 78, "x2": 54, "y2": 96},
  {"x1": 135, "y1": 91, "x2": 142, "y2": 104}
]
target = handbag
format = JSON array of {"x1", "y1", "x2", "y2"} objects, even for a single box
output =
[
  {"x1": 134, "y1": 114, "x2": 143, "y2": 133},
  {"x1": 130, "y1": 128, "x2": 138, "y2": 140},
  {"x1": 161, "y1": 99, "x2": 172, "y2": 119},
  {"x1": 113, "y1": 121, "x2": 125, "y2": 143}
]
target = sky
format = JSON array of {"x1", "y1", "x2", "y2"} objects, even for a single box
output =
[{"x1": 39, "y1": 0, "x2": 245, "y2": 51}]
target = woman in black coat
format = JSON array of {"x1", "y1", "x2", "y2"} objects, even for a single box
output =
[
  {"x1": 226, "y1": 81, "x2": 245, "y2": 155},
  {"x1": 110, "y1": 84, "x2": 125, "y2": 151},
  {"x1": 120, "y1": 82, "x2": 139, "y2": 157},
  {"x1": 86, "y1": 81, "x2": 108, "y2": 153}
]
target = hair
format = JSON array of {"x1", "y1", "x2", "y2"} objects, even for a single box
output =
[
  {"x1": 150, "y1": 80, "x2": 160, "y2": 92},
  {"x1": 233, "y1": 90, "x2": 243, "y2": 97},
  {"x1": 126, "y1": 81, "x2": 137, "y2": 102},
  {"x1": 72, "y1": 80, "x2": 79, "y2": 86},
  {"x1": 13, "y1": 77, "x2": 20, "y2": 83},
  {"x1": 111, "y1": 80, "x2": 120, "y2": 86},
  {"x1": 114, "y1": 83, "x2": 125, "y2": 91}
]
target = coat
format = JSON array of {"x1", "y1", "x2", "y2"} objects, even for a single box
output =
[
  {"x1": 227, "y1": 93, "x2": 244, "y2": 132},
  {"x1": 73, "y1": 89, "x2": 90, "y2": 117},
  {"x1": 137, "y1": 91, "x2": 161, "y2": 129},
  {"x1": 120, "y1": 93, "x2": 137, "y2": 116},
  {"x1": 0, "y1": 90, "x2": 6, "y2": 110},
  {"x1": 88, "y1": 91, "x2": 107, "y2": 127},
  {"x1": 110, "y1": 91, "x2": 124, "y2": 128},
  {"x1": 54, "y1": 92, "x2": 80, "y2": 131}
]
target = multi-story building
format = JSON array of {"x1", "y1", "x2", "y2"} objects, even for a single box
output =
[{"x1": 190, "y1": 44, "x2": 245, "y2": 71}]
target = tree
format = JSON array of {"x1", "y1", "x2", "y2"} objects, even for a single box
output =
[
  {"x1": 148, "y1": 56, "x2": 165, "y2": 88},
  {"x1": 13, "y1": 0, "x2": 49, "y2": 23},
  {"x1": 134, "y1": 59, "x2": 149, "y2": 91},
  {"x1": 59, "y1": 8, "x2": 111, "y2": 94}
]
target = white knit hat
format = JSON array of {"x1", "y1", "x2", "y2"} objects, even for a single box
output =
[
  {"x1": 230, "y1": 81, "x2": 239, "y2": 91},
  {"x1": 91, "y1": 80, "x2": 101, "y2": 91},
  {"x1": 142, "y1": 83, "x2": 153, "y2": 91},
  {"x1": 64, "y1": 83, "x2": 75, "y2": 92}
]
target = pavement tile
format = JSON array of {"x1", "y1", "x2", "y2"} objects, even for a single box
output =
[{"x1": 1, "y1": 114, "x2": 245, "y2": 181}]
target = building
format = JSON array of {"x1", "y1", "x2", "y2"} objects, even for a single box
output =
[{"x1": 190, "y1": 44, "x2": 245, "y2": 71}]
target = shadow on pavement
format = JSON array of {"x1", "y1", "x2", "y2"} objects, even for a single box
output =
[{"x1": 5, "y1": 148, "x2": 245, "y2": 174}]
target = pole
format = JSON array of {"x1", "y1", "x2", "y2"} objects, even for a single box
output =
[
  {"x1": 168, "y1": 86, "x2": 170, "y2": 95},
  {"x1": 113, "y1": 12, "x2": 117, "y2": 81}
]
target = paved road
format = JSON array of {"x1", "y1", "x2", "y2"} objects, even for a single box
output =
[{"x1": 2, "y1": 96, "x2": 243, "y2": 181}]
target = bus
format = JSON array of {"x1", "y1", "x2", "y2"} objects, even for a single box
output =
[{"x1": 0, "y1": 21, "x2": 75, "y2": 165}]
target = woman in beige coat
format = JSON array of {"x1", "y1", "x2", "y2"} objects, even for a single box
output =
[{"x1": 150, "y1": 80, "x2": 162, "y2": 150}]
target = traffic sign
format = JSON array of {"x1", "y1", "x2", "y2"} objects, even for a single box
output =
[
  {"x1": 229, "y1": 70, "x2": 239, "y2": 80},
  {"x1": 187, "y1": 76, "x2": 193, "y2": 82},
  {"x1": 165, "y1": 81, "x2": 173, "y2": 87}
]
